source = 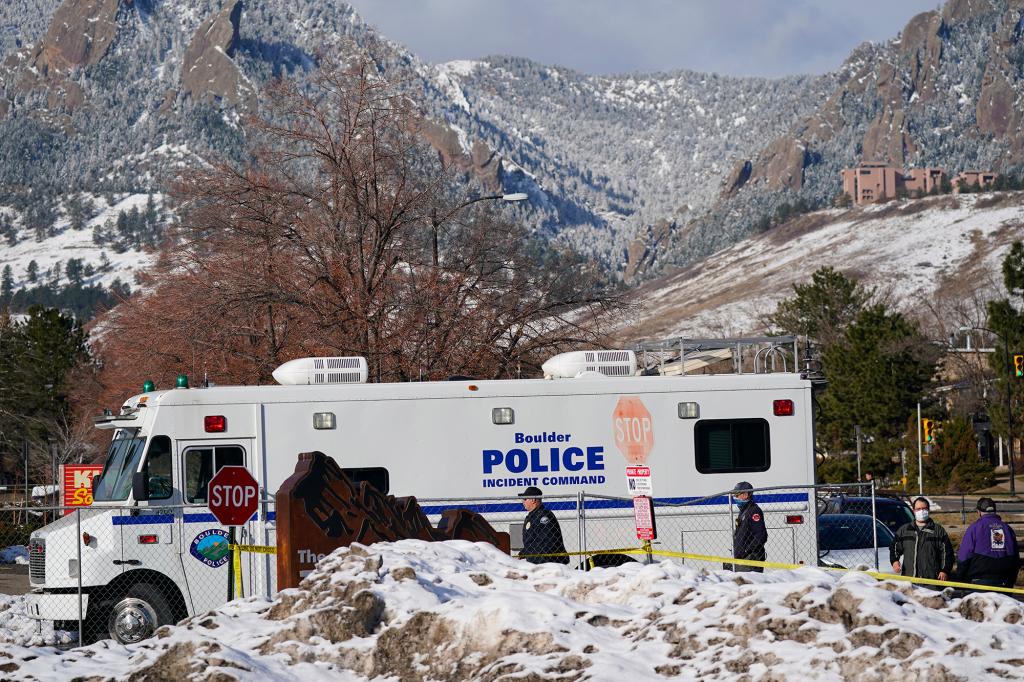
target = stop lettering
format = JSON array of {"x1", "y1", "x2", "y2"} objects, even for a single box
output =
[
  {"x1": 613, "y1": 396, "x2": 654, "y2": 464},
  {"x1": 207, "y1": 466, "x2": 259, "y2": 526}
]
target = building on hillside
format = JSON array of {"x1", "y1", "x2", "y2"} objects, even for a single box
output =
[
  {"x1": 841, "y1": 163, "x2": 998, "y2": 205},
  {"x1": 903, "y1": 167, "x2": 946, "y2": 195},
  {"x1": 953, "y1": 170, "x2": 998, "y2": 193},
  {"x1": 841, "y1": 162, "x2": 900, "y2": 205}
]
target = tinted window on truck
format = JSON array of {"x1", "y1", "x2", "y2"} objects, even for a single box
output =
[
  {"x1": 343, "y1": 467, "x2": 389, "y2": 494},
  {"x1": 184, "y1": 446, "x2": 246, "y2": 504},
  {"x1": 694, "y1": 418, "x2": 770, "y2": 473},
  {"x1": 146, "y1": 436, "x2": 173, "y2": 500}
]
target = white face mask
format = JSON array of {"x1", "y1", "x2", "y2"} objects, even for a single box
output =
[{"x1": 914, "y1": 509, "x2": 929, "y2": 522}]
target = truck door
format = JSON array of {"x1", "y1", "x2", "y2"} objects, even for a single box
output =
[
  {"x1": 116, "y1": 435, "x2": 190, "y2": 616},
  {"x1": 177, "y1": 440, "x2": 253, "y2": 616}
]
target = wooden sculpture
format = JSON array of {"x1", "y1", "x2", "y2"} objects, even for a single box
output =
[{"x1": 276, "y1": 451, "x2": 511, "y2": 588}]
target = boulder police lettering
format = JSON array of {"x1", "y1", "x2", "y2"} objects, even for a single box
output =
[{"x1": 481, "y1": 432, "x2": 606, "y2": 488}]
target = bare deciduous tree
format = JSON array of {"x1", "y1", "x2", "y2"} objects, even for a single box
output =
[{"x1": 87, "y1": 55, "x2": 627, "y2": 403}]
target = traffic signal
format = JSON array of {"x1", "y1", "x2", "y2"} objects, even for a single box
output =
[
  {"x1": 922, "y1": 418, "x2": 935, "y2": 443},
  {"x1": 1015, "y1": 354, "x2": 1023, "y2": 378}
]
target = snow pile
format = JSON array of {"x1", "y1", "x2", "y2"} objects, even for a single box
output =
[
  {"x1": 2, "y1": 540, "x2": 1024, "y2": 680},
  {"x1": 0, "y1": 546, "x2": 27, "y2": 565},
  {"x1": 0, "y1": 595, "x2": 75, "y2": 648}
]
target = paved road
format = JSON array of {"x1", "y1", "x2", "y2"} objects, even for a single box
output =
[
  {"x1": 928, "y1": 496, "x2": 1024, "y2": 515},
  {"x1": 0, "y1": 564, "x2": 29, "y2": 595}
]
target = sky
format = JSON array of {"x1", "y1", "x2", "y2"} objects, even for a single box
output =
[{"x1": 355, "y1": 1, "x2": 941, "y2": 78}]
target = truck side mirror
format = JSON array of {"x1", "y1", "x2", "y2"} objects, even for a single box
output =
[{"x1": 132, "y1": 470, "x2": 150, "y2": 502}]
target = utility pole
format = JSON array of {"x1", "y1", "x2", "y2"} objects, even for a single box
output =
[
  {"x1": 855, "y1": 425, "x2": 862, "y2": 483},
  {"x1": 1005, "y1": 342, "x2": 1016, "y2": 496},
  {"x1": 917, "y1": 402, "x2": 923, "y2": 496},
  {"x1": 22, "y1": 438, "x2": 29, "y2": 513},
  {"x1": 958, "y1": 326, "x2": 1015, "y2": 495},
  {"x1": 900, "y1": 448, "x2": 907, "y2": 491}
]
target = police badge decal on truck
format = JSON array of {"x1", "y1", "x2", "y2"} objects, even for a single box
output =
[{"x1": 190, "y1": 529, "x2": 231, "y2": 567}]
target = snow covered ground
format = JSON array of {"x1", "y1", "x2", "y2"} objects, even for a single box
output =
[
  {"x1": 629, "y1": 192, "x2": 1024, "y2": 340},
  {"x1": 0, "y1": 193, "x2": 163, "y2": 294},
  {"x1": 1, "y1": 540, "x2": 1022, "y2": 680}
]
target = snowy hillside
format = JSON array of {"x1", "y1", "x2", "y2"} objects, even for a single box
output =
[
  {"x1": 0, "y1": 193, "x2": 164, "y2": 297},
  {"x1": 2, "y1": 540, "x2": 1023, "y2": 680},
  {"x1": 625, "y1": 192, "x2": 1024, "y2": 341}
]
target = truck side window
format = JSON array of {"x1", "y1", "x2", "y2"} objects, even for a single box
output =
[
  {"x1": 343, "y1": 467, "x2": 389, "y2": 494},
  {"x1": 146, "y1": 436, "x2": 173, "y2": 500},
  {"x1": 184, "y1": 446, "x2": 246, "y2": 504},
  {"x1": 694, "y1": 418, "x2": 770, "y2": 473}
]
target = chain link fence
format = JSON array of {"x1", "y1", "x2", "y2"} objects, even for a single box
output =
[
  {"x1": 0, "y1": 501, "x2": 276, "y2": 648},
  {"x1": 576, "y1": 482, "x2": 889, "y2": 572}
]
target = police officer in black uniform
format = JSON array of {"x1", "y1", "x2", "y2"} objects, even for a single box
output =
[
  {"x1": 731, "y1": 481, "x2": 768, "y2": 573},
  {"x1": 518, "y1": 486, "x2": 569, "y2": 564}
]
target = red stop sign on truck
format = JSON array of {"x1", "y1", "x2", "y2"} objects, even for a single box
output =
[
  {"x1": 208, "y1": 466, "x2": 259, "y2": 526},
  {"x1": 613, "y1": 396, "x2": 654, "y2": 464}
]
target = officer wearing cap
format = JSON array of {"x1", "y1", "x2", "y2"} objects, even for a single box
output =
[
  {"x1": 955, "y1": 497, "x2": 1020, "y2": 589},
  {"x1": 731, "y1": 481, "x2": 768, "y2": 572},
  {"x1": 518, "y1": 486, "x2": 569, "y2": 564}
]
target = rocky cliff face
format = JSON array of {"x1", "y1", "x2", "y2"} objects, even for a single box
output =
[
  {"x1": 672, "y1": 0, "x2": 1024, "y2": 278},
  {"x1": 36, "y1": 0, "x2": 121, "y2": 72},
  {"x1": 733, "y1": 1, "x2": 1024, "y2": 192},
  {"x1": 0, "y1": 0, "x2": 122, "y2": 119},
  {"x1": 181, "y1": 0, "x2": 255, "y2": 110}
]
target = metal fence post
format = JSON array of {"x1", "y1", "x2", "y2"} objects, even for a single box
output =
[
  {"x1": 728, "y1": 493, "x2": 735, "y2": 562},
  {"x1": 76, "y1": 507, "x2": 83, "y2": 647},
  {"x1": 961, "y1": 493, "x2": 966, "y2": 525},
  {"x1": 577, "y1": 491, "x2": 587, "y2": 563},
  {"x1": 870, "y1": 480, "x2": 878, "y2": 570}
]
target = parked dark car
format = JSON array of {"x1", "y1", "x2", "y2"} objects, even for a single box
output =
[
  {"x1": 820, "y1": 495, "x2": 914, "y2": 535},
  {"x1": 818, "y1": 513, "x2": 896, "y2": 572}
]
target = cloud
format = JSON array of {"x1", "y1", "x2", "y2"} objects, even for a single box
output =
[{"x1": 353, "y1": 0, "x2": 940, "y2": 77}]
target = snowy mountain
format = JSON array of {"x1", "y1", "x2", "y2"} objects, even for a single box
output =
[
  {"x1": 0, "y1": 0, "x2": 1023, "y2": 311},
  {"x1": 624, "y1": 191, "x2": 1024, "y2": 342},
  {"x1": 2, "y1": 540, "x2": 1023, "y2": 679},
  {"x1": 420, "y1": 58, "x2": 834, "y2": 273}
]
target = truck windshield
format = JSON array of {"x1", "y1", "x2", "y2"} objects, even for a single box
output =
[{"x1": 93, "y1": 430, "x2": 147, "y2": 502}]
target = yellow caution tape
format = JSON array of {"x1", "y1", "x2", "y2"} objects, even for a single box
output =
[
  {"x1": 228, "y1": 544, "x2": 277, "y2": 599},
  {"x1": 233, "y1": 545, "x2": 243, "y2": 598},
  {"x1": 230, "y1": 543, "x2": 278, "y2": 555},
  {"x1": 522, "y1": 546, "x2": 1024, "y2": 596}
]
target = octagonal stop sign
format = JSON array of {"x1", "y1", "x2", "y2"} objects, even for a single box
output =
[
  {"x1": 208, "y1": 466, "x2": 259, "y2": 527},
  {"x1": 613, "y1": 396, "x2": 654, "y2": 465}
]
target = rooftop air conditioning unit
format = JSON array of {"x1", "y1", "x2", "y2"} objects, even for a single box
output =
[
  {"x1": 273, "y1": 357, "x2": 369, "y2": 385},
  {"x1": 542, "y1": 350, "x2": 637, "y2": 379}
]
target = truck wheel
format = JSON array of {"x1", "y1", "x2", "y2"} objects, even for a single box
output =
[{"x1": 107, "y1": 583, "x2": 172, "y2": 645}]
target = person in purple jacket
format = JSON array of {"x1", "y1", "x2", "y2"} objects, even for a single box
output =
[{"x1": 955, "y1": 497, "x2": 1021, "y2": 588}]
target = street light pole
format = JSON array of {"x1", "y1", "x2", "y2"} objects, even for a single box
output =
[
  {"x1": 430, "y1": 193, "x2": 528, "y2": 267},
  {"x1": 959, "y1": 326, "x2": 1015, "y2": 495}
]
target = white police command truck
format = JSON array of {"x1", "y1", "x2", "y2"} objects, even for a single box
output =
[{"x1": 27, "y1": 337, "x2": 821, "y2": 644}]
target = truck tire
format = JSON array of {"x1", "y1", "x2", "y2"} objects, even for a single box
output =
[{"x1": 106, "y1": 582, "x2": 173, "y2": 645}]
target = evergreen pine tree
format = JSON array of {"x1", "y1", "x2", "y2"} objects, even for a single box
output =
[{"x1": 1, "y1": 265, "x2": 12, "y2": 300}]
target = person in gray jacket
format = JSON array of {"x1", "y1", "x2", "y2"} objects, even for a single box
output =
[{"x1": 889, "y1": 497, "x2": 953, "y2": 581}]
